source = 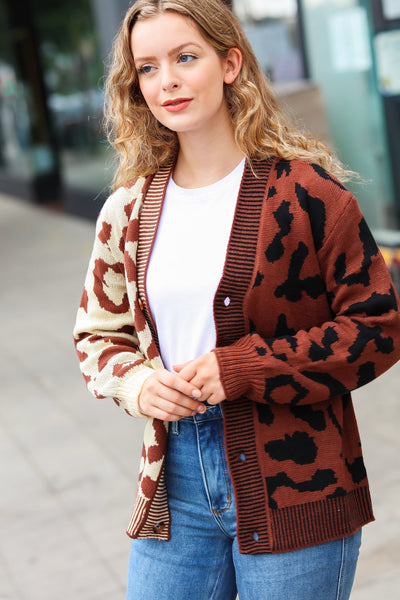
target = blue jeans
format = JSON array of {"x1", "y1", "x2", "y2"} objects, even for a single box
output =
[{"x1": 127, "y1": 404, "x2": 361, "y2": 600}]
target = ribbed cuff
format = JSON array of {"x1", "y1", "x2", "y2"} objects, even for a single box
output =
[
  {"x1": 213, "y1": 336, "x2": 265, "y2": 401},
  {"x1": 117, "y1": 366, "x2": 154, "y2": 418}
]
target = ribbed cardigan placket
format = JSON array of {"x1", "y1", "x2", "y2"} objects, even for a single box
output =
[{"x1": 131, "y1": 159, "x2": 277, "y2": 553}]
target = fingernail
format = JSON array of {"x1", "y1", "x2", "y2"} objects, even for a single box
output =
[
  {"x1": 192, "y1": 390, "x2": 201, "y2": 398},
  {"x1": 197, "y1": 404, "x2": 206, "y2": 413}
]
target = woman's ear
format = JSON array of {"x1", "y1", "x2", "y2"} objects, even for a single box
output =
[{"x1": 223, "y1": 47, "x2": 243, "y2": 84}]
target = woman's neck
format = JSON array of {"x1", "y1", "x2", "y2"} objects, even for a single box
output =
[{"x1": 173, "y1": 120, "x2": 245, "y2": 189}]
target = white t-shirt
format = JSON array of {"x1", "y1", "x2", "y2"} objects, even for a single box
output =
[{"x1": 146, "y1": 159, "x2": 245, "y2": 372}]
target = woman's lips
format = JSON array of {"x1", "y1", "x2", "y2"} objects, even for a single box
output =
[{"x1": 162, "y1": 98, "x2": 193, "y2": 112}]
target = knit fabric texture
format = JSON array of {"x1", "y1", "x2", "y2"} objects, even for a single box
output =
[{"x1": 74, "y1": 158, "x2": 400, "y2": 554}]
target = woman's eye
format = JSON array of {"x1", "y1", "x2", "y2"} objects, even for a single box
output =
[
  {"x1": 138, "y1": 65, "x2": 154, "y2": 75},
  {"x1": 179, "y1": 54, "x2": 196, "y2": 64}
]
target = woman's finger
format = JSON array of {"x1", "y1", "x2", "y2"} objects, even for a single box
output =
[
  {"x1": 144, "y1": 369, "x2": 200, "y2": 400},
  {"x1": 138, "y1": 368, "x2": 205, "y2": 419},
  {"x1": 174, "y1": 361, "x2": 197, "y2": 381},
  {"x1": 158, "y1": 368, "x2": 201, "y2": 398}
]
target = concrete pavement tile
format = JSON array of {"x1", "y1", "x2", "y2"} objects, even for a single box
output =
[
  {"x1": 1, "y1": 396, "x2": 134, "y2": 519},
  {"x1": 362, "y1": 443, "x2": 400, "y2": 500},
  {"x1": 354, "y1": 525, "x2": 399, "y2": 584},
  {"x1": 0, "y1": 370, "x2": 136, "y2": 598},
  {"x1": 1, "y1": 416, "x2": 127, "y2": 598},
  {"x1": 0, "y1": 556, "x2": 24, "y2": 600},
  {"x1": 2, "y1": 323, "x2": 145, "y2": 488},
  {"x1": 4, "y1": 342, "x2": 146, "y2": 482},
  {"x1": 350, "y1": 362, "x2": 400, "y2": 595},
  {"x1": 352, "y1": 571, "x2": 400, "y2": 600},
  {"x1": 2, "y1": 479, "x2": 129, "y2": 599},
  {"x1": 2, "y1": 512, "x2": 125, "y2": 600},
  {"x1": 1, "y1": 374, "x2": 142, "y2": 494},
  {"x1": 0, "y1": 424, "x2": 50, "y2": 515}
]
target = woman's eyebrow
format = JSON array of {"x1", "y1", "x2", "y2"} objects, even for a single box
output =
[{"x1": 134, "y1": 42, "x2": 203, "y2": 64}]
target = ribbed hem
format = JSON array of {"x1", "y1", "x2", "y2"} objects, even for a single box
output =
[
  {"x1": 117, "y1": 366, "x2": 154, "y2": 418},
  {"x1": 236, "y1": 485, "x2": 374, "y2": 555}
]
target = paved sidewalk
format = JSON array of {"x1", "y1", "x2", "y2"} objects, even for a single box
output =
[{"x1": 0, "y1": 193, "x2": 399, "y2": 599}]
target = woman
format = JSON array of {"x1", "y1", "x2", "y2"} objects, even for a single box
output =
[{"x1": 73, "y1": 1, "x2": 400, "y2": 598}]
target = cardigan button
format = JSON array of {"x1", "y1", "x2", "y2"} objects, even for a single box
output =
[
  {"x1": 223, "y1": 296, "x2": 231, "y2": 307},
  {"x1": 253, "y1": 532, "x2": 259, "y2": 542},
  {"x1": 138, "y1": 298, "x2": 144, "y2": 311},
  {"x1": 239, "y1": 452, "x2": 246, "y2": 462}
]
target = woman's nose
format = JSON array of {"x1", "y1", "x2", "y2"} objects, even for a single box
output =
[{"x1": 161, "y1": 67, "x2": 180, "y2": 92}]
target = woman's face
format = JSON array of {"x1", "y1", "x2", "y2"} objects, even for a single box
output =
[{"x1": 130, "y1": 12, "x2": 241, "y2": 137}]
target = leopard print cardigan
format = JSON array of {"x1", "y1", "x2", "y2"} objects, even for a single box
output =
[{"x1": 74, "y1": 158, "x2": 400, "y2": 554}]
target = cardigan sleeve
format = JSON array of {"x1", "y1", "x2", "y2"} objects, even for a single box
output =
[
  {"x1": 214, "y1": 191, "x2": 400, "y2": 406},
  {"x1": 73, "y1": 182, "x2": 155, "y2": 418}
]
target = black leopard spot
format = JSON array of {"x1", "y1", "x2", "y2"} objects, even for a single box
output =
[
  {"x1": 264, "y1": 431, "x2": 317, "y2": 464},
  {"x1": 256, "y1": 346, "x2": 267, "y2": 356},
  {"x1": 256, "y1": 403, "x2": 274, "y2": 426},
  {"x1": 357, "y1": 362, "x2": 376, "y2": 387},
  {"x1": 327, "y1": 405, "x2": 342, "y2": 436},
  {"x1": 345, "y1": 457, "x2": 367, "y2": 484},
  {"x1": 334, "y1": 219, "x2": 379, "y2": 288},
  {"x1": 295, "y1": 182, "x2": 326, "y2": 251},
  {"x1": 265, "y1": 201, "x2": 294, "y2": 263},
  {"x1": 273, "y1": 353, "x2": 288, "y2": 362},
  {"x1": 343, "y1": 288, "x2": 398, "y2": 316},
  {"x1": 302, "y1": 370, "x2": 347, "y2": 397},
  {"x1": 275, "y1": 314, "x2": 297, "y2": 338},
  {"x1": 266, "y1": 469, "x2": 338, "y2": 509},
  {"x1": 275, "y1": 242, "x2": 325, "y2": 302},
  {"x1": 253, "y1": 271, "x2": 264, "y2": 287},
  {"x1": 347, "y1": 322, "x2": 394, "y2": 363},
  {"x1": 311, "y1": 163, "x2": 346, "y2": 190},
  {"x1": 309, "y1": 327, "x2": 339, "y2": 362},
  {"x1": 342, "y1": 393, "x2": 351, "y2": 410},
  {"x1": 327, "y1": 487, "x2": 347, "y2": 498},
  {"x1": 275, "y1": 160, "x2": 291, "y2": 179},
  {"x1": 290, "y1": 405, "x2": 327, "y2": 431}
]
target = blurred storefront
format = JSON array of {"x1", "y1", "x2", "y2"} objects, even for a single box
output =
[
  {"x1": 0, "y1": 0, "x2": 127, "y2": 218},
  {"x1": 0, "y1": 0, "x2": 399, "y2": 227},
  {"x1": 301, "y1": 0, "x2": 400, "y2": 230}
]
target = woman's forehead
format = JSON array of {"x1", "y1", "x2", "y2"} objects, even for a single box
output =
[{"x1": 130, "y1": 12, "x2": 206, "y2": 57}]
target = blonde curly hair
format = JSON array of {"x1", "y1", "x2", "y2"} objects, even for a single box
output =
[{"x1": 105, "y1": 0, "x2": 355, "y2": 189}]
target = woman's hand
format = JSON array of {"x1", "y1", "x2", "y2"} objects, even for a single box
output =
[
  {"x1": 174, "y1": 352, "x2": 226, "y2": 406},
  {"x1": 138, "y1": 368, "x2": 205, "y2": 421}
]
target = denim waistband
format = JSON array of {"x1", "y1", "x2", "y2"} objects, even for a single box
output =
[{"x1": 179, "y1": 403, "x2": 222, "y2": 423}]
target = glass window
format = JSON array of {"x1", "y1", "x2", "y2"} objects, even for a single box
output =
[
  {"x1": 301, "y1": 0, "x2": 396, "y2": 229},
  {"x1": 0, "y1": 3, "x2": 33, "y2": 179},
  {"x1": 33, "y1": 0, "x2": 111, "y2": 192},
  {"x1": 233, "y1": 0, "x2": 305, "y2": 82}
]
